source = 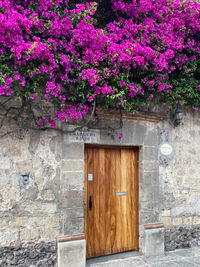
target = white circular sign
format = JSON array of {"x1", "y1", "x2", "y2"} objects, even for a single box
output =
[{"x1": 159, "y1": 143, "x2": 173, "y2": 156}]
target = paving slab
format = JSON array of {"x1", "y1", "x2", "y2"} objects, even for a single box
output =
[{"x1": 86, "y1": 247, "x2": 200, "y2": 267}]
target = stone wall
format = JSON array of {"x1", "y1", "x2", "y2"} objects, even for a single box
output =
[
  {"x1": 0, "y1": 129, "x2": 61, "y2": 265},
  {"x1": 158, "y1": 108, "x2": 200, "y2": 250},
  {"x1": 1, "y1": 106, "x2": 200, "y2": 264}
]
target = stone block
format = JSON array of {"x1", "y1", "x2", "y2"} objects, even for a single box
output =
[
  {"x1": 62, "y1": 143, "x2": 84, "y2": 160},
  {"x1": 144, "y1": 130, "x2": 157, "y2": 146},
  {"x1": 10, "y1": 217, "x2": 27, "y2": 228},
  {"x1": 171, "y1": 206, "x2": 190, "y2": 217},
  {"x1": 63, "y1": 218, "x2": 84, "y2": 235},
  {"x1": 193, "y1": 216, "x2": 200, "y2": 225},
  {"x1": 161, "y1": 210, "x2": 171, "y2": 217},
  {"x1": 0, "y1": 229, "x2": 19, "y2": 246},
  {"x1": 139, "y1": 184, "x2": 159, "y2": 203},
  {"x1": 143, "y1": 171, "x2": 159, "y2": 185},
  {"x1": 143, "y1": 160, "x2": 159, "y2": 172},
  {"x1": 61, "y1": 160, "x2": 84, "y2": 172},
  {"x1": 139, "y1": 211, "x2": 159, "y2": 224},
  {"x1": 20, "y1": 228, "x2": 39, "y2": 241},
  {"x1": 58, "y1": 239, "x2": 86, "y2": 267},
  {"x1": 40, "y1": 203, "x2": 57, "y2": 214},
  {"x1": 183, "y1": 217, "x2": 192, "y2": 225},
  {"x1": 61, "y1": 171, "x2": 84, "y2": 189},
  {"x1": 143, "y1": 225, "x2": 164, "y2": 257},
  {"x1": 143, "y1": 146, "x2": 157, "y2": 161},
  {"x1": 161, "y1": 217, "x2": 172, "y2": 227},
  {"x1": 172, "y1": 217, "x2": 182, "y2": 226},
  {"x1": 133, "y1": 124, "x2": 147, "y2": 145},
  {"x1": 40, "y1": 189, "x2": 55, "y2": 200},
  {"x1": 40, "y1": 227, "x2": 59, "y2": 241},
  {"x1": 59, "y1": 190, "x2": 84, "y2": 208}
]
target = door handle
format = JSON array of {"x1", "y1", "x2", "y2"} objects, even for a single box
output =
[{"x1": 89, "y1": 196, "x2": 92, "y2": 211}]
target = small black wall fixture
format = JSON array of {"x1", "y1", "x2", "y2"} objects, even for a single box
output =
[{"x1": 174, "y1": 104, "x2": 183, "y2": 127}]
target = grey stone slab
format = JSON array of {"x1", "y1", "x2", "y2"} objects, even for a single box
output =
[
  {"x1": 143, "y1": 171, "x2": 159, "y2": 185},
  {"x1": 58, "y1": 239, "x2": 86, "y2": 267},
  {"x1": 143, "y1": 146, "x2": 157, "y2": 161},
  {"x1": 148, "y1": 262, "x2": 177, "y2": 267},
  {"x1": 187, "y1": 256, "x2": 200, "y2": 265},
  {"x1": 87, "y1": 251, "x2": 141, "y2": 265},
  {"x1": 59, "y1": 190, "x2": 84, "y2": 208},
  {"x1": 143, "y1": 227, "x2": 164, "y2": 257},
  {"x1": 191, "y1": 247, "x2": 200, "y2": 256},
  {"x1": 144, "y1": 130, "x2": 157, "y2": 146},
  {"x1": 143, "y1": 160, "x2": 159, "y2": 171},
  {"x1": 122, "y1": 258, "x2": 149, "y2": 266},
  {"x1": 62, "y1": 143, "x2": 84, "y2": 160},
  {"x1": 63, "y1": 217, "x2": 84, "y2": 235},
  {"x1": 133, "y1": 124, "x2": 147, "y2": 145},
  {"x1": 173, "y1": 248, "x2": 196, "y2": 257},
  {"x1": 169, "y1": 260, "x2": 199, "y2": 267},
  {"x1": 61, "y1": 160, "x2": 84, "y2": 171},
  {"x1": 61, "y1": 171, "x2": 84, "y2": 189},
  {"x1": 145, "y1": 252, "x2": 181, "y2": 263}
]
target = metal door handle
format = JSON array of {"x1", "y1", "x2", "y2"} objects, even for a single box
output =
[{"x1": 89, "y1": 196, "x2": 92, "y2": 211}]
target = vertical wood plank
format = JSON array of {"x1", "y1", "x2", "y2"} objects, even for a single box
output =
[
  {"x1": 86, "y1": 147, "x2": 95, "y2": 258},
  {"x1": 121, "y1": 148, "x2": 128, "y2": 250},
  {"x1": 132, "y1": 148, "x2": 139, "y2": 250},
  {"x1": 105, "y1": 149, "x2": 111, "y2": 254},
  {"x1": 126, "y1": 148, "x2": 134, "y2": 250},
  {"x1": 112, "y1": 148, "x2": 122, "y2": 253},
  {"x1": 93, "y1": 148, "x2": 100, "y2": 256},
  {"x1": 99, "y1": 148, "x2": 106, "y2": 255},
  {"x1": 84, "y1": 147, "x2": 88, "y2": 255},
  {"x1": 110, "y1": 148, "x2": 117, "y2": 253}
]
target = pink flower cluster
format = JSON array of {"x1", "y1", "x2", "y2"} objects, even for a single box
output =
[{"x1": 0, "y1": 0, "x2": 199, "y2": 127}]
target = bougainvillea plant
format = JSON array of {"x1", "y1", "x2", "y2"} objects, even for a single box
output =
[{"x1": 0, "y1": 0, "x2": 199, "y2": 130}]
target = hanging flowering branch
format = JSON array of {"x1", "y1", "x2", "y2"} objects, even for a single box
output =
[{"x1": 0, "y1": 0, "x2": 199, "y2": 131}]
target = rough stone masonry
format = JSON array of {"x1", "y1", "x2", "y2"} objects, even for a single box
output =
[{"x1": 0, "y1": 107, "x2": 200, "y2": 265}]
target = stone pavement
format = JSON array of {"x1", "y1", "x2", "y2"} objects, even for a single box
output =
[{"x1": 86, "y1": 247, "x2": 200, "y2": 267}]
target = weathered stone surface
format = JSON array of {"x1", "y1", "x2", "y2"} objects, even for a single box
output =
[
  {"x1": 143, "y1": 227, "x2": 164, "y2": 257},
  {"x1": 62, "y1": 143, "x2": 84, "y2": 159},
  {"x1": 61, "y1": 171, "x2": 84, "y2": 190},
  {"x1": 58, "y1": 239, "x2": 86, "y2": 267},
  {"x1": 0, "y1": 242, "x2": 56, "y2": 266},
  {"x1": 165, "y1": 226, "x2": 200, "y2": 251},
  {"x1": 61, "y1": 160, "x2": 84, "y2": 172},
  {"x1": 143, "y1": 146, "x2": 157, "y2": 161}
]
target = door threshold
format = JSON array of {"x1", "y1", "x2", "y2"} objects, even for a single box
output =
[{"x1": 86, "y1": 251, "x2": 141, "y2": 266}]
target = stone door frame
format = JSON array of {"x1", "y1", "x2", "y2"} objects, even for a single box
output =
[{"x1": 61, "y1": 119, "x2": 160, "y2": 252}]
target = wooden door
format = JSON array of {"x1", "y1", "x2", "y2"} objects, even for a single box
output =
[{"x1": 84, "y1": 146, "x2": 138, "y2": 258}]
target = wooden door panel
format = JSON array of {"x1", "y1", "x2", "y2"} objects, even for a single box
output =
[
  {"x1": 98, "y1": 148, "x2": 106, "y2": 256},
  {"x1": 105, "y1": 149, "x2": 111, "y2": 254},
  {"x1": 85, "y1": 146, "x2": 138, "y2": 258}
]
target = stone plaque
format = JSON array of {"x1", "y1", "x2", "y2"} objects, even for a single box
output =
[
  {"x1": 159, "y1": 142, "x2": 173, "y2": 156},
  {"x1": 64, "y1": 125, "x2": 100, "y2": 143}
]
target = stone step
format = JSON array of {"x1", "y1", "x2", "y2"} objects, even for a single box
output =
[
  {"x1": 86, "y1": 247, "x2": 200, "y2": 267},
  {"x1": 86, "y1": 251, "x2": 143, "y2": 267}
]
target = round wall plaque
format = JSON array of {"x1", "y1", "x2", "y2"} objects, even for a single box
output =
[{"x1": 159, "y1": 142, "x2": 173, "y2": 156}]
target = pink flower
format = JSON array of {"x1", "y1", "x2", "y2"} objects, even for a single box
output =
[
  {"x1": 30, "y1": 94, "x2": 35, "y2": 100},
  {"x1": 116, "y1": 132, "x2": 123, "y2": 140}
]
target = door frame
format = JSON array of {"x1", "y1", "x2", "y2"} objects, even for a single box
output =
[{"x1": 84, "y1": 144, "x2": 139, "y2": 258}]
